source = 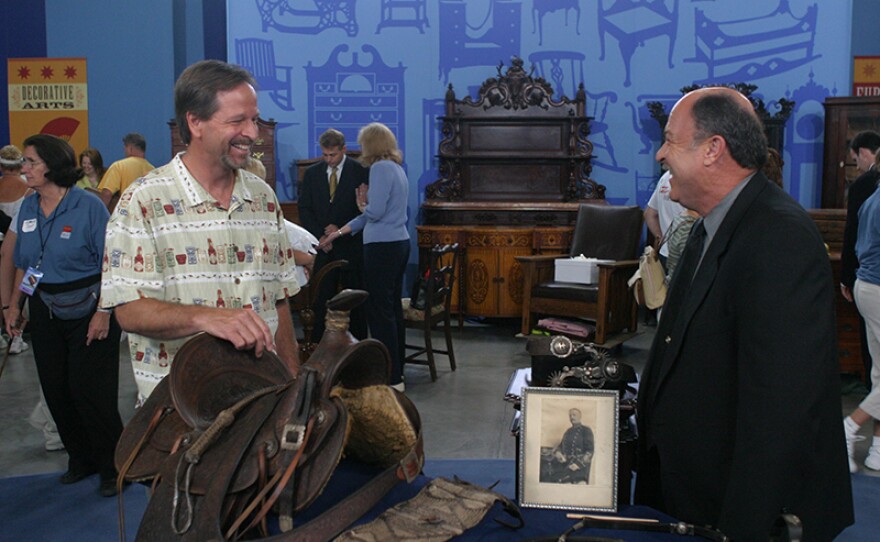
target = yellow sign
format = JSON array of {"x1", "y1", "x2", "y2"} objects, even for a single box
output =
[
  {"x1": 7, "y1": 58, "x2": 89, "y2": 155},
  {"x1": 854, "y1": 56, "x2": 880, "y2": 97}
]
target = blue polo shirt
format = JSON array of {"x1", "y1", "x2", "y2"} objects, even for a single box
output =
[{"x1": 14, "y1": 187, "x2": 109, "y2": 285}]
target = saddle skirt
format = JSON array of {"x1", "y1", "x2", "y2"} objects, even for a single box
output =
[{"x1": 115, "y1": 290, "x2": 423, "y2": 542}]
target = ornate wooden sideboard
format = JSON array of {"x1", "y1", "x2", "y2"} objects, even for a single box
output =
[
  {"x1": 419, "y1": 58, "x2": 605, "y2": 320},
  {"x1": 416, "y1": 223, "x2": 574, "y2": 319}
]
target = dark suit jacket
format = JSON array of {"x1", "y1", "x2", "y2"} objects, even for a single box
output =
[
  {"x1": 636, "y1": 173, "x2": 853, "y2": 540},
  {"x1": 298, "y1": 156, "x2": 369, "y2": 261},
  {"x1": 841, "y1": 166, "x2": 880, "y2": 289}
]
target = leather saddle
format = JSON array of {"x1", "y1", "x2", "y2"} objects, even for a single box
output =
[{"x1": 115, "y1": 290, "x2": 423, "y2": 541}]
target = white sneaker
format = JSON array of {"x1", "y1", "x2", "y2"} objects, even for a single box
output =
[
  {"x1": 8, "y1": 336, "x2": 28, "y2": 355},
  {"x1": 844, "y1": 419, "x2": 864, "y2": 474},
  {"x1": 866, "y1": 446, "x2": 880, "y2": 471}
]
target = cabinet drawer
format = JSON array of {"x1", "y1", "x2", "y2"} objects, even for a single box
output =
[
  {"x1": 315, "y1": 110, "x2": 398, "y2": 124},
  {"x1": 315, "y1": 96, "x2": 398, "y2": 108}
]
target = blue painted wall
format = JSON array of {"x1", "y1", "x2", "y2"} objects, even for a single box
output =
[
  {"x1": 852, "y1": 0, "x2": 880, "y2": 57},
  {"x1": 43, "y1": 0, "x2": 177, "y2": 167},
  {"x1": 2, "y1": 1, "x2": 867, "y2": 243},
  {"x1": 226, "y1": 0, "x2": 852, "y2": 224}
]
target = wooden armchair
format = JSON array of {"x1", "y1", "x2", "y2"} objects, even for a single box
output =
[
  {"x1": 517, "y1": 205, "x2": 643, "y2": 344},
  {"x1": 403, "y1": 244, "x2": 459, "y2": 381}
]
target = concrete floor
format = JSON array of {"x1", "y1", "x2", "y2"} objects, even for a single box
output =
[{"x1": 0, "y1": 317, "x2": 876, "y2": 479}]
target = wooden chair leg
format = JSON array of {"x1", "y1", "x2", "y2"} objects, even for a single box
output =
[
  {"x1": 443, "y1": 315, "x2": 456, "y2": 372},
  {"x1": 423, "y1": 319, "x2": 438, "y2": 382}
]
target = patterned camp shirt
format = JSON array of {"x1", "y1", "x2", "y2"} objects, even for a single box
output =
[{"x1": 101, "y1": 153, "x2": 300, "y2": 400}]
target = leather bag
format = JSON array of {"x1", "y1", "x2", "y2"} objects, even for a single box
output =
[{"x1": 628, "y1": 245, "x2": 667, "y2": 310}]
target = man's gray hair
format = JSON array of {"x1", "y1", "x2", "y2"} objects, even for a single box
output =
[{"x1": 691, "y1": 92, "x2": 768, "y2": 170}]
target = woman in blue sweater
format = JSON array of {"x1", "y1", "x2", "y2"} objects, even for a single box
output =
[{"x1": 323, "y1": 123, "x2": 409, "y2": 388}]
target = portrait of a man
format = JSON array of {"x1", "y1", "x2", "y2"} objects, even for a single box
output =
[{"x1": 540, "y1": 408, "x2": 594, "y2": 484}]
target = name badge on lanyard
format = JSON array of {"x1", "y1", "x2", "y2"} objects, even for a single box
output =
[{"x1": 19, "y1": 267, "x2": 43, "y2": 296}]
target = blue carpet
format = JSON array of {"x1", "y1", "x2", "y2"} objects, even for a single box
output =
[{"x1": 0, "y1": 460, "x2": 874, "y2": 541}]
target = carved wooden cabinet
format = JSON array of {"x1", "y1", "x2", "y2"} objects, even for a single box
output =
[
  {"x1": 417, "y1": 59, "x2": 601, "y2": 320},
  {"x1": 168, "y1": 117, "x2": 277, "y2": 189},
  {"x1": 417, "y1": 225, "x2": 571, "y2": 319},
  {"x1": 821, "y1": 97, "x2": 880, "y2": 208}
]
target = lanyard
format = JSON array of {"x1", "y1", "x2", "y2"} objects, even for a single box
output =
[{"x1": 34, "y1": 189, "x2": 69, "y2": 270}]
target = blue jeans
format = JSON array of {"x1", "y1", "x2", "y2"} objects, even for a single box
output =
[{"x1": 363, "y1": 240, "x2": 410, "y2": 385}]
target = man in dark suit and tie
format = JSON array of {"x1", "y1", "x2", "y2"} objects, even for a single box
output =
[
  {"x1": 635, "y1": 87, "x2": 853, "y2": 540},
  {"x1": 298, "y1": 129, "x2": 369, "y2": 340}
]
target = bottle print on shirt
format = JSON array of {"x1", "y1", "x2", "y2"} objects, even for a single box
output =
[
  {"x1": 134, "y1": 247, "x2": 144, "y2": 272},
  {"x1": 216, "y1": 289, "x2": 225, "y2": 308},
  {"x1": 158, "y1": 343, "x2": 168, "y2": 367},
  {"x1": 208, "y1": 238, "x2": 218, "y2": 265}
]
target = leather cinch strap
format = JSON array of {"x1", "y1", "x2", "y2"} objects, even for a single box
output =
[{"x1": 264, "y1": 393, "x2": 425, "y2": 542}]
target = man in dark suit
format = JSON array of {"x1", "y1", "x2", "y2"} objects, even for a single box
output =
[
  {"x1": 298, "y1": 129, "x2": 369, "y2": 340},
  {"x1": 635, "y1": 87, "x2": 853, "y2": 540},
  {"x1": 840, "y1": 130, "x2": 880, "y2": 384}
]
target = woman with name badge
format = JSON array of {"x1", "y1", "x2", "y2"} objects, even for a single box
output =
[{"x1": 5, "y1": 134, "x2": 123, "y2": 497}]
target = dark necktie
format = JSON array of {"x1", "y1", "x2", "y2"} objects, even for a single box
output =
[{"x1": 329, "y1": 167, "x2": 338, "y2": 201}]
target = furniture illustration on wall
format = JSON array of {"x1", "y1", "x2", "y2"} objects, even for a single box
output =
[
  {"x1": 597, "y1": 0, "x2": 678, "y2": 87},
  {"x1": 235, "y1": 38, "x2": 294, "y2": 111},
  {"x1": 255, "y1": 0, "x2": 358, "y2": 36},
  {"x1": 168, "y1": 117, "x2": 277, "y2": 189},
  {"x1": 532, "y1": 0, "x2": 580, "y2": 46},
  {"x1": 647, "y1": 83, "x2": 794, "y2": 155},
  {"x1": 687, "y1": 0, "x2": 818, "y2": 84},
  {"x1": 821, "y1": 97, "x2": 880, "y2": 209},
  {"x1": 420, "y1": 57, "x2": 605, "y2": 320},
  {"x1": 404, "y1": 243, "x2": 459, "y2": 381},
  {"x1": 305, "y1": 44, "x2": 405, "y2": 159},
  {"x1": 438, "y1": 0, "x2": 521, "y2": 83},
  {"x1": 517, "y1": 204, "x2": 643, "y2": 345},
  {"x1": 528, "y1": 51, "x2": 626, "y2": 173},
  {"x1": 376, "y1": 0, "x2": 429, "y2": 33},
  {"x1": 783, "y1": 72, "x2": 831, "y2": 204}
]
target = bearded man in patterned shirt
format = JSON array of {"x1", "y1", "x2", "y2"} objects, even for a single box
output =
[{"x1": 101, "y1": 60, "x2": 300, "y2": 402}]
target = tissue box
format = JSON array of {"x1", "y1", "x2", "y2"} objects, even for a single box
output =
[{"x1": 554, "y1": 258, "x2": 613, "y2": 284}]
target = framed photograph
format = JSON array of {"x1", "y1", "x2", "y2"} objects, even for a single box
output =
[{"x1": 518, "y1": 387, "x2": 619, "y2": 512}]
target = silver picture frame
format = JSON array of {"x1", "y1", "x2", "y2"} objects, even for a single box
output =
[{"x1": 518, "y1": 387, "x2": 619, "y2": 512}]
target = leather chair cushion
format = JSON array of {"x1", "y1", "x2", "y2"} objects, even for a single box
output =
[{"x1": 531, "y1": 282, "x2": 599, "y2": 302}]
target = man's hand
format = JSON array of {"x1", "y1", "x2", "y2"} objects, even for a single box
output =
[
  {"x1": 196, "y1": 308, "x2": 276, "y2": 357},
  {"x1": 317, "y1": 233, "x2": 334, "y2": 252},
  {"x1": 841, "y1": 283, "x2": 853, "y2": 303}
]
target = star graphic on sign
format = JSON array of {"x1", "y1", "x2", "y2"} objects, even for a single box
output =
[
  {"x1": 864, "y1": 63, "x2": 877, "y2": 78},
  {"x1": 17, "y1": 66, "x2": 31, "y2": 80},
  {"x1": 40, "y1": 65, "x2": 54, "y2": 79},
  {"x1": 64, "y1": 66, "x2": 78, "y2": 79}
]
